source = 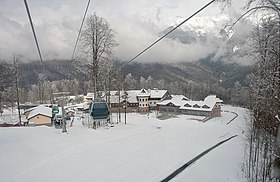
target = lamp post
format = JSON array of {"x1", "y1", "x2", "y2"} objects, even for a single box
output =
[
  {"x1": 123, "y1": 103, "x2": 127, "y2": 125},
  {"x1": 122, "y1": 91, "x2": 128, "y2": 125}
]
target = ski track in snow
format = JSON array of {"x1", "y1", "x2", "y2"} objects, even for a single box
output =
[{"x1": 161, "y1": 135, "x2": 238, "y2": 182}]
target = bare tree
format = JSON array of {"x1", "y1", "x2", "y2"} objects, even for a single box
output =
[
  {"x1": 0, "y1": 57, "x2": 24, "y2": 115},
  {"x1": 123, "y1": 73, "x2": 137, "y2": 90},
  {"x1": 37, "y1": 73, "x2": 46, "y2": 103},
  {"x1": 218, "y1": 0, "x2": 280, "y2": 180},
  {"x1": 0, "y1": 62, "x2": 12, "y2": 114},
  {"x1": 243, "y1": 16, "x2": 280, "y2": 182},
  {"x1": 12, "y1": 54, "x2": 22, "y2": 125},
  {"x1": 78, "y1": 13, "x2": 118, "y2": 99}
]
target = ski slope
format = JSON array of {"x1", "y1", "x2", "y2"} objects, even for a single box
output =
[{"x1": 0, "y1": 105, "x2": 247, "y2": 182}]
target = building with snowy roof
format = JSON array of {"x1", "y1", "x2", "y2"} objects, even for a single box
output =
[
  {"x1": 85, "y1": 93, "x2": 95, "y2": 102},
  {"x1": 156, "y1": 95, "x2": 189, "y2": 114},
  {"x1": 22, "y1": 104, "x2": 52, "y2": 117},
  {"x1": 157, "y1": 95, "x2": 223, "y2": 117},
  {"x1": 107, "y1": 88, "x2": 171, "y2": 113},
  {"x1": 27, "y1": 106, "x2": 52, "y2": 126}
]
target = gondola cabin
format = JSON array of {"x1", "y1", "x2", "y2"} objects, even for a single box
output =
[{"x1": 90, "y1": 100, "x2": 110, "y2": 122}]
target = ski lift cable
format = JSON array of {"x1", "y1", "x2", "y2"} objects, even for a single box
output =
[
  {"x1": 23, "y1": 0, "x2": 44, "y2": 67},
  {"x1": 120, "y1": 0, "x2": 217, "y2": 68},
  {"x1": 71, "y1": 0, "x2": 91, "y2": 60}
]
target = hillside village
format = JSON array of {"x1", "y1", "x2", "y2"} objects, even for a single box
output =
[{"x1": 13, "y1": 88, "x2": 224, "y2": 127}]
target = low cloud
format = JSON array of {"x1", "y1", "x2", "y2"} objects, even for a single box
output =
[
  {"x1": 0, "y1": 0, "x2": 251, "y2": 65},
  {"x1": 0, "y1": 1, "x2": 81, "y2": 61}
]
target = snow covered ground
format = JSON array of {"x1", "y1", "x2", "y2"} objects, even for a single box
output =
[
  {"x1": 0, "y1": 107, "x2": 20, "y2": 124},
  {"x1": 0, "y1": 105, "x2": 248, "y2": 182}
]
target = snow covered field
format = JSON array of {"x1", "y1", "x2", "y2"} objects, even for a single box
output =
[{"x1": 0, "y1": 105, "x2": 248, "y2": 182}]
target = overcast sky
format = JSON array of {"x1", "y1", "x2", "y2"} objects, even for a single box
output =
[{"x1": 0, "y1": 0, "x2": 250, "y2": 63}]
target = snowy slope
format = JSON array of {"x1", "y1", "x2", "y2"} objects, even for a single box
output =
[{"x1": 0, "y1": 105, "x2": 247, "y2": 182}]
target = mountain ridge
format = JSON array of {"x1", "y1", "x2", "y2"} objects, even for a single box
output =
[{"x1": 13, "y1": 57, "x2": 252, "y2": 90}]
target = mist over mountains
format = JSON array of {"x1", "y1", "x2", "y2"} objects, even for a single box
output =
[
  {"x1": 1, "y1": 16, "x2": 254, "y2": 92},
  {"x1": 161, "y1": 16, "x2": 255, "y2": 65}
]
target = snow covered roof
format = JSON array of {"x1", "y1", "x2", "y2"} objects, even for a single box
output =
[
  {"x1": 136, "y1": 88, "x2": 168, "y2": 98},
  {"x1": 158, "y1": 95, "x2": 223, "y2": 112},
  {"x1": 24, "y1": 105, "x2": 48, "y2": 115},
  {"x1": 109, "y1": 95, "x2": 122, "y2": 104},
  {"x1": 180, "y1": 95, "x2": 223, "y2": 112},
  {"x1": 85, "y1": 93, "x2": 94, "y2": 99},
  {"x1": 180, "y1": 100, "x2": 213, "y2": 112},
  {"x1": 149, "y1": 89, "x2": 168, "y2": 99},
  {"x1": 27, "y1": 106, "x2": 52, "y2": 120},
  {"x1": 126, "y1": 90, "x2": 142, "y2": 102},
  {"x1": 109, "y1": 89, "x2": 168, "y2": 103},
  {"x1": 157, "y1": 95, "x2": 189, "y2": 107},
  {"x1": 109, "y1": 91, "x2": 138, "y2": 104},
  {"x1": 204, "y1": 95, "x2": 223, "y2": 105},
  {"x1": 136, "y1": 89, "x2": 150, "y2": 97}
]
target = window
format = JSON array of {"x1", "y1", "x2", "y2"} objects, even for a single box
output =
[
  {"x1": 184, "y1": 103, "x2": 191, "y2": 107},
  {"x1": 167, "y1": 102, "x2": 174, "y2": 106},
  {"x1": 202, "y1": 105, "x2": 210, "y2": 109},
  {"x1": 193, "y1": 104, "x2": 200, "y2": 108}
]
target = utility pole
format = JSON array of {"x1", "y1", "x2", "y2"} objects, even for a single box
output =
[
  {"x1": 61, "y1": 95, "x2": 67, "y2": 133},
  {"x1": 118, "y1": 87, "x2": 121, "y2": 123},
  {"x1": 53, "y1": 92, "x2": 69, "y2": 133},
  {"x1": 123, "y1": 91, "x2": 128, "y2": 125},
  {"x1": 125, "y1": 103, "x2": 126, "y2": 124},
  {"x1": 13, "y1": 55, "x2": 21, "y2": 125},
  {"x1": 117, "y1": 69, "x2": 121, "y2": 123},
  {"x1": 108, "y1": 74, "x2": 111, "y2": 124}
]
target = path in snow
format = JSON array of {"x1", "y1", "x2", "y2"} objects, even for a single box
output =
[{"x1": 161, "y1": 135, "x2": 238, "y2": 182}]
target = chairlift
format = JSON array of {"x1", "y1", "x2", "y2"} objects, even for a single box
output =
[
  {"x1": 90, "y1": 100, "x2": 110, "y2": 129},
  {"x1": 53, "y1": 115, "x2": 63, "y2": 129}
]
